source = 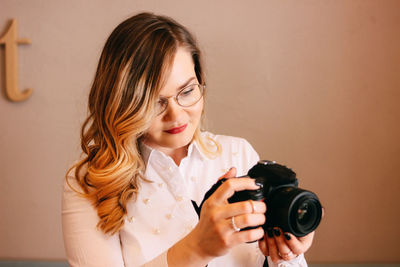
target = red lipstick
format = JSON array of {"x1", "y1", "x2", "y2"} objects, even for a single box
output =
[{"x1": 165, "y1": 124, "x2": 187, "y2": 134}]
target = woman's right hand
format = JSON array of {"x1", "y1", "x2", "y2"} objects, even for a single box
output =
[{"x1": 167, "y1": 168, "x2": 266, "y2": 266}]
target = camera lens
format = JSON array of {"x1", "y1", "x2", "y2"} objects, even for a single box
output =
[
  {"x1": 267, "y1": 187, "x2": 322, "y2": 237},
  {"x1": 298, "y1": 203, "x2": 310, "y2": 222},
  {"x1": 290, "y1": 195, "x2": 322, "y2": 236}
]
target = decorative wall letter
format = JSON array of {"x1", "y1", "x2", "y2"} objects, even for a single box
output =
[{"x1": 0, "y1": 19, "x2": 32, "y2": 102}]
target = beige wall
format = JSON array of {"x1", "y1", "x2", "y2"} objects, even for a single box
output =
[{"x1": 1, "y1": 0, "x2": 399, "y2": 263}]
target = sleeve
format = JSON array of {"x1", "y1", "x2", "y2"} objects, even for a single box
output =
[
  {"x1": 62, "y1": 177, "x2": 170, "y2": 267},
  {"x1": 266, "y1": 254, "x2": 308, "y2": 267},
  {"x1": 62, "y1": 177, "x2": 126, "y2": 267},
  {"x1": 242, "y1": 138, "x2": 260, "y2": 170}
]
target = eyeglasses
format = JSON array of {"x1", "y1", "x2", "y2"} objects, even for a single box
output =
[{"x1": 155, "y1": 83, "x2": 205, "y2": 115}]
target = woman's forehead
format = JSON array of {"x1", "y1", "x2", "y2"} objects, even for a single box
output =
[{"x1": 158, "y1": 48, "x2": 196, "y2": 96}]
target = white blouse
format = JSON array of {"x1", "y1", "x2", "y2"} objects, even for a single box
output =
[{"x1": 62, "y1": 132, "x2": 307, "y2": 267}]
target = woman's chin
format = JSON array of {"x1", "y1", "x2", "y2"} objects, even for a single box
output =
[
  {"x1": 162, "y1": 136, "x2": 192, "y2": 150},
  {"x1": 161, "y1": 128, "x2": 195, "y2": 148}
]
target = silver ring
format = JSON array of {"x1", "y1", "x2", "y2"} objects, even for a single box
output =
[
  {"x1": 248, "y1": 199, "x2": 256, "y2": 213},
  {"x1": 231, "y1": 216, "x2": 240, "y2": 232}
]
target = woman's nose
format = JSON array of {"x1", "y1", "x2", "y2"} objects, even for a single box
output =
[{"x1": 162, "y1": 99, "x2": 183, "y2": 121}]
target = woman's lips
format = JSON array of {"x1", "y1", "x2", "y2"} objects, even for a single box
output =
[{"x1": 164, "y1": 124, "x2": 187, "y2": 134}]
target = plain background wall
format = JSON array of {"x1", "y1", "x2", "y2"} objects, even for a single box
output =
[{"x1": 1, "y1": 0, "x2": 399, "y2": 263}]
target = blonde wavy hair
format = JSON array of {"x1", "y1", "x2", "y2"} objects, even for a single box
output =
[{"x1": 67, "y1": 12, "x2": 220, "y2": 235}]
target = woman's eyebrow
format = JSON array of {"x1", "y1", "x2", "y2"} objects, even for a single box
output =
[
  {"x1": 177, "y1": 77, "x2": 196, "y2": 91},
  {"x1": 159, "y1": 77, "x2": 197, "y2": 97}
]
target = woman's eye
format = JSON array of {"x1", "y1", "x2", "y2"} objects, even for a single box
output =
[
  {"x1": 181, "y1": 87, "x2": 194, "y2": 96},
  {"x1": 156, "y1": 98, "x2": 166, "y2": 107}
]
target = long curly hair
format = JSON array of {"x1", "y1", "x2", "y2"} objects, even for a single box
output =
[{"x1": 67, "y1": 12, "x2": 218, "y2": 235}]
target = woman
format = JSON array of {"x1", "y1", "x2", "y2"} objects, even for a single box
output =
[{"x1": 62, "y1": 12, "x2": 314, "y2": 266}]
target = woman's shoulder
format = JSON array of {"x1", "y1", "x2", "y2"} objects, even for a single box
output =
[
  {"x1": 201, "y1": 131, "x2": 255, "y2": 150},
  {"x1": 201, "y1": 131, "x2": 260, "y2": 175},
  {"x1": 200, "y1": 131, "x2": 259, "y2": 163},
  {"x1": 63, "y1": 163, "x2": 88, "y2": 195}
]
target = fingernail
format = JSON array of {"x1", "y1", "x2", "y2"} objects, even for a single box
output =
[
  {"x1": 267, "y1": 228, "x2": 274, "y2": 238},
  {"x1": 284, "y1": 233, "x2": 291, "y2": 240},
  {"x1": 255, "y1": 177, "x2": 264, "y2": 188},
  {"x1": 255, "y1": 182, "x2": 263, "y2": 189},
  {"x1": 273, "y1": 228, "x2": 281, "y2": 237}
]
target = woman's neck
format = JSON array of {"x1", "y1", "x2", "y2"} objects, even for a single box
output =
[
  {"x1": 140, "y1": 136, "x2": 190, "y2": 166},
  {"x1": 142, "y1": 142, "x2": 188, "y2": 166},
  {"x1": 162, "y1": 145, "x2": 188, "y2": 166}
]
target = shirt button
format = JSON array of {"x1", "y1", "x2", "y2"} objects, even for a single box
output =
[
  {"x1": 168, "y1": 166, "x2": 173, "y2": 172},
  {"x1": 128, "y1": 216, "x2": 135, "y2": 223},
  {"x1": 165, "y1": 213, "x2": 175, "y2": 220},
  {"x1": 153, "y1": 228, "x2": 161, "y2": 235},
  {"x1": 278, "y1": 263, "x2": 287, "y2": 267},
  {"x1": 158, "y1": 183, "x2": 164, "y2": 188},
  {"x1": 175, "y1": 196, "x2": 183, "y2": 202},
  {"x1": 190, "y1": 176, "x2": 196, "y2": 182},
  {"x1": 143, "y1": 198, "x2": 150, "y2": 204}
]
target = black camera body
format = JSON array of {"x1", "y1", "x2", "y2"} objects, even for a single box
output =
[{"x1": 200, "y1": 160, "x2": 322, "y2": 237}]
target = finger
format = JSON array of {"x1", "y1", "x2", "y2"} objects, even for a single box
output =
[
  {"x1": 258, "y1": 236, "x2": 269, "y2": 256},
  {"x1": 233, "y1": 226, "x2": 264, "y2": 244},
  {"x1": 247, "y1": 199, "x2": 266, "y2": 214},
  {"x1": 218, "y1": 167, "x2": 237, "y2": 180},
  {"x1": 210, "y1": 178, "x2": 260, "y2": 203},
  {"x1": 284, "y1": 231, "x2": 315, "y2": 255},
  {"x1": 218, "y1": 200, "x2": 266, "y2": 218},
  {"x1": 265, "y1": 228, "x2": 281, "y2": 263},
  {"x1": 231, "y1": 213, "x2": 266, "y2": 229},
  {"x1": 273, "y1": 228, "x2": 296, "y2": 261}
]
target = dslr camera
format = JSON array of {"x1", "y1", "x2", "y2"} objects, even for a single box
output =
[{"x1": 201, "y1": 160, "x2": 322, "y2": 237}]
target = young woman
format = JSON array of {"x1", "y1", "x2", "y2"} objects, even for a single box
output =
[{"x1": 62, "y1": 12, "x2": 314, "y2": 267}]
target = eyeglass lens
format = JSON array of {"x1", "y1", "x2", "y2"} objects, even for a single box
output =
[{"x1": 156, "y1": 84, "x2": 203, "y2": 115}]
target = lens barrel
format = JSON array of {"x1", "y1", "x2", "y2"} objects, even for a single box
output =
[{"x1": 267, "y1": 186, "x2": 322, "y2": 237}]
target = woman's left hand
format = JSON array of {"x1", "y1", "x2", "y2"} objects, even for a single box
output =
[{"x1": 258, "y1": 228, "x2": 314, "y2": 263}]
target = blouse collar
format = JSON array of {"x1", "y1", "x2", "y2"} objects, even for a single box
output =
[{"x1": 139, "y1": 139, "x2": 206, "y2": 168}]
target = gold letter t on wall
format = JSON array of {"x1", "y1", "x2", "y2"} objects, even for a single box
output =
[{"x1": 0, "y1": 19, "x2": 33, "y2": 102}]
